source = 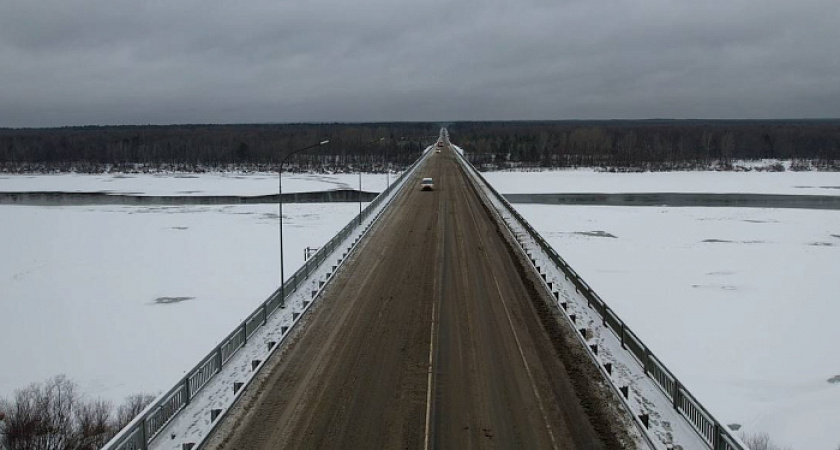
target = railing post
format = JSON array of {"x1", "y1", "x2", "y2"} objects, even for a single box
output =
[
  {"x1": 216, "y1": 348, "x2": 222, "y2": 369},
  {"x1": 620, "y1": 324, "x2": 626, "y2": 349},
  {"x1": 140, "y1": 417, "x2": 148, "y2": 449},
  {"x1": 673, "y1": 381, "x2": 681, "y2": 410},
  {"x1": 183, "y1": 377, "x2": 191, "y2": 405}
]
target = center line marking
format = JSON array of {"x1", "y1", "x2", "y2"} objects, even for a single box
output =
[{"x1": 424, "y1": 160, "x2": 447, "y2": 450}]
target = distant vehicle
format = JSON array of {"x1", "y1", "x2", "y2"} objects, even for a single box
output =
[
  {"x1": 436, "y1": 149, "x2": 441, "y2": 153},
  {"x1": 436, "y1": 141, "x2": 444, "y2": 148},
  {"x1": 420, "y1": 177, "x2": 434, "y2": 191}
]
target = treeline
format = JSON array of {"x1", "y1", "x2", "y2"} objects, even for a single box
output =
[
  {"x1": 2, "y1": 120, "x2": 840, "y2": 173},
  {"x1": 0, "y1": 375, "x2": 154, "y2": 450},
  {"x1": 450, "y1": 120, "x2": 840, "y2": 171},
  {"x1": 0, "y1": 123, "x2": 435, "y2": 173}
]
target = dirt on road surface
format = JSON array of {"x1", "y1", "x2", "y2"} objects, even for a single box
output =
[{"x1": 206, "y1": 145, "x2": 637, "y2": 450}]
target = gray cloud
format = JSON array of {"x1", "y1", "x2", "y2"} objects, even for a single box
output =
[{"x1": 1, "y1": 0, "x2": 838, "y2": 127}]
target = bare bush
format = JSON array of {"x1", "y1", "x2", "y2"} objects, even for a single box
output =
[
  {"x1": 73, "y1": 399, "x2": 114, "y2": 449},
  {"x1": 739, "y1": 431, "x2": 792, "y2": 450},
  {"x1": 0, "y1": 375, "x2": 155, "y2": 450},
  {"x1": 2, "y1": 375, "x2": 79, "y2": 450},
  {"x1": 115, "y1": 394, "x2": 156, "y2": 431}
]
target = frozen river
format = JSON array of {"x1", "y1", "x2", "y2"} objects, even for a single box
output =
[{"x1": 1, "y1": 169, "x2": 839, "y2": 449}]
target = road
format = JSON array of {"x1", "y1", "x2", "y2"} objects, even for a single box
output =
[{"x1": 206, "y1": 143, "x2": 632, "y2": 449}]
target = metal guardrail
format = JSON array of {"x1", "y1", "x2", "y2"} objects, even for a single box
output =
[
  {"x1": 103, "y1": 153, "x2": 427, "y2": 450},
  {"x1": 457, "y1": 152, "x2": 745, "y2": 450}
]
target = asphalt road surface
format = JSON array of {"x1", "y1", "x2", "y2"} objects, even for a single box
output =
[{"x1": 206, "y1": 144, "x2": 632, "y2": 450}]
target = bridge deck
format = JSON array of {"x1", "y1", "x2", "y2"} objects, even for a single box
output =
[{"x1": 206, "y1": 146, "x2": 633, "y2": 449}]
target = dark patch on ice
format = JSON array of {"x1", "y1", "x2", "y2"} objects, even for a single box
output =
[
  {"x1": 111, "y1": 174, "x2": 135, "y2": 179},
  {"x1": 727, "y1": 423, "x2": 742, "y2": 431},
  {"x1": 808, "y1": 242, "x2": 835, "y2": 247},
  {"x1": 574, "y1": 230, "x2": 617, "y2": 238},
  {"x1": 177, "y1": 190, "x2": 201, "y2": 194},
  {"x1": 173, "y1": 175, "x2": 199, "y2": 179},
  {"x1": 131, "y1": 206, "x2": 194, "y2": 214},
  {"x1": 691, "y1": 284, "x2": 737, "y2": 291},
  {"x1": 0, "y1": 189, "x2": 376, "y2": 206},
  {"x1": 820, "y1": 185, "x2": 840, "y2": 190},
  {"x1": 702, "y1": 239, "x2": 766, "y2": 244},
  {"x1": 743, "y1": 219, "x2": 778, "y2": 224},
  {"x1": 827, "y1": 375, "x2": 840, "y2": 384},
  {"x1": 831, "y1": 234, "x2": 840, "y2": 239},
  {"x1": 170, "y1": 226, "x2": 189, "y2": 231},
  {"x1": 706, "y1": 271, "x2": 735, "y2": 276},
  {"x1": 504, "y1": 192, "x2": 840, "y2": 210},
  {"x1": 154, "y1": 296, "x2": 195, "y2": 304}
]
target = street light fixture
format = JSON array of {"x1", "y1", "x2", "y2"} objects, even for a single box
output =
[{"x1": 278, "y1": 139, "x2": 330, "y2": 307}]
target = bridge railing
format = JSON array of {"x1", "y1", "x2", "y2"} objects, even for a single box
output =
[
  {"x1": 103, "y1": 152, "x2": 427, "y2": 450},
  {"x1": 456, "y1": 151, "x2": 745, "y2": 450}
]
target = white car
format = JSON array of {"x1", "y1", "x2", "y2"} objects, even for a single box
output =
[{"x1": 420, "y1": 177, "x2": 434, "y2": 191}]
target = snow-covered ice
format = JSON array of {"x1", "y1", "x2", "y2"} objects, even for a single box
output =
[
  {"x1": 483, "y1": 169, "x2": 840, "y2": 197},
  {"x1": 0, "y1": 172, "x2": 403, "y2": 404},
  {"x1": 3, "y1": 165, "x2": 839, "y2": 449},
  {"x1": 0, "y1": 201, "x2": 359, "y2": 403},
  {"x1": 0, "y1": 172, "x2": 394, "y2": 196}
]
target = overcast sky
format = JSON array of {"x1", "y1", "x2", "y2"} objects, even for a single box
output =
[{"x1": 1, "y1": 0, "x2": 839, "y2": 127}]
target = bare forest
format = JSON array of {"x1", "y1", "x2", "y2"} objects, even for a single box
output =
[{"x1": 1, "y1": 120, "x2": 839, "y2": 173}]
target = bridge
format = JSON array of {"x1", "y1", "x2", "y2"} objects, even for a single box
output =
[{"x1": 105, "y1": 130, "x2": 746, "y2": 450}]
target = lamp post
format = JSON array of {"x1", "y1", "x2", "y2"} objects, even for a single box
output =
[{"x1": 278, "y1": 139, "x2": 330, "y2": 307}]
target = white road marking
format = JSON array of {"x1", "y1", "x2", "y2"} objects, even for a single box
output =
[{"x1": 460, "y1": 169, "x2": 560, "y2": 450}]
